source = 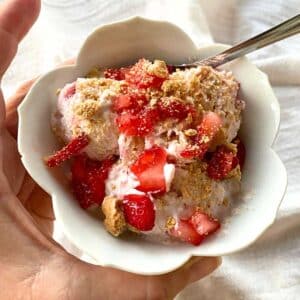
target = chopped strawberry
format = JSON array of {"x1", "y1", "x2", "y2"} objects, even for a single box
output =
[
  {"x1": 125, "y1": 59, "x2": 167, "y2": 89},
  {"x1": 189, "y1": 211, "x2": 220, "y2": 236},
  {"x1": 122, "y1": 194, "x2": 155, "y2": 231},
  {"x1": 113, "y1": 95, "x2": 132, "y2": 112},
  {"x1": 131, "y1": 146, "x2": 167, "y2": 193},
  {"x1": 71, "y1": 155, "x2": 116, "y2": 209},
  {"x1": 157, "y1": 99, "x2": 195, "y2": 121},
  {"x1": 104, "y1": 67, "x2": 130, "y2": 80},
  {"x1": 207, "y1": 145, "x2": 236, "y2": 180},
  {"x1": 169, "y1": 219, "x2": 203, "y2": 246},
  {"x1": 45, "y1": 134, "x2": 89, "y2": 168},
  {"x1": 116, "y1": 110, "x2": 154, "y2": 136},
  {"x1": 112, "y1": 91, "x2": 148, "y2": 113},
  {"x1": 180, "y1": 112, "x2": 222, "y2": 159},
  {"x1": 234, "y1": 138, "x2": 246, "y2": 169}
]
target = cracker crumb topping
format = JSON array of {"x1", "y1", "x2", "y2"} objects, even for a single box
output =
[
  {"x1": 102, "y1": 196, "x2": 126, "y2": 237},
  {"x1": 146, "y1": 60, "x2": 169, "y2": 78}
]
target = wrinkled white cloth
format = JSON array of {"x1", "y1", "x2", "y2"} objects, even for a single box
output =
[{"x1": 2, "y1": 0, "x2": 300, "y2": 299}]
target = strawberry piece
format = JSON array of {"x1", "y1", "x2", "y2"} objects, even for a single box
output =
[
  {"x1": 125, "y1": 59, "x2": 167, "y2": 89},
  {"x1": 104, "y1": 67, "x2": 130, "y2": 80},
  {"x1": 207, "y1": 145, "x2": 236, "y2": 180},
  {"x1": 169, "y1": 219, "x2": 203, "y2": 246},
  {"x1": 116, "y1": 110, "x2": 154, "y2": 137},
  {"x1": 180, "y1": 112, "x2": 222, "y2": 159},
  {"x1": 71, "y1": 155, "x2": 116, "y2": 209},
  {"x1": 112, "y1": 91, "x2": 147, "y2": 113},
  {"x1": 131, "y1": 146, "x2": 167, "y2": 193},
  {"x1": 113, "y1": 95, "x2": 133, "y2": 112},
  {"x1": 122, "y1": 194, "x2": 155, "y2": 231},
  {"x1": 46, "y1": 134, "x2": 89, "y2": 168},
  {"x1": 157, "y1": 99, "x2": 195, "y2": 121},
  {"x1": 180, "y1": 148, "x2": 200, "y2": 159},
  {"x1": 234, "y1": 138, "x2": 246, "y2": 169},
  {"x1": 189, "y1": 211, "x2": 220, "y2": 236}
]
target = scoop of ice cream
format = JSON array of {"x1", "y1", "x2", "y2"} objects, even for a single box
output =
[{"x1": 52, "y1": 78, "x2": 121, "y2": 160}]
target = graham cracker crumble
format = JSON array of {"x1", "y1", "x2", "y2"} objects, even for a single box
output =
[
  {"x1": 165, "y1": 216, "x2": 176, "y2": 230},
  {"x1": 102, "y1": 196, "x2": 126, "y2": 236},
  {"x1": 146, "y1": 60, "x2": 169, "y2": 78},
  {"x1": 172, "y1": 162, "x2": 214, "y2": 210},
  {"x1": 76, "y1": 78, "x2": 121, "y2": 101},
  {"x1": 73, "y1": 100, "x2": 100, "y2": 119}
]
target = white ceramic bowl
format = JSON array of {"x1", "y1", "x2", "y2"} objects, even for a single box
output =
[{"x1": 18, "y1": 17, "x2": 287, "y2": 275}]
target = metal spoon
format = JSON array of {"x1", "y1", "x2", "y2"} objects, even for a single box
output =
[{"x1": 173, "y1": 14, "x2": 300, "y2": 69}]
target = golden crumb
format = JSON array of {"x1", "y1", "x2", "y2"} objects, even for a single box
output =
[
  {"x1": 184, "y1": 129, "x2": 197, "y2": 136},
  {"x1": 76, "y1": 78, "x2": 121, "y2": 101},
  {"x1": 73, "y1": 100, "x2": 100, "y2": 119},
  {"x1": 165, "y1": 216, "x2": 176, "y2": 230},
  {"x1": 150, "y1": 98, "x2": 159, "y2": 107},
  {"x1": 199, "y1": 135, "x2": 210, "y2": 144},
  {"x1": 162, "y1": 79, "x2": 188, "y2": 98},
  {"x1": 226, "y1": 165, "x2": 242, "y2": 181},
  {"x1": 146, "y1": 60, "x2": 169, "y2": 78},
  {"x1": 172, "y1": 162, "x2": 214, "y2": 209},
  {"x1": 102, "y1": 196, "x2": 126, "y2": 237}
]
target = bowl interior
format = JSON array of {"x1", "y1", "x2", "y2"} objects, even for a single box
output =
[{"x1": 18, "y1": 18, "x2": 286, "y2": 275}]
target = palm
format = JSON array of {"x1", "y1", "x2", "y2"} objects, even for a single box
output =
[{"x1": 0, "y1": 1, "x2": 220, "y2": 299}]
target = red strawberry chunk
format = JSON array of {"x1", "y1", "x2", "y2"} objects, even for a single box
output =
[
  {"x1": 189, "y1": 211, "x2": 220, "y2": 236},
  {"x1": 104, "y1": 67, "x2": 130, "y2": 80},
  {"x1": 46, "y1": 134, "x2": 89, "y2": 168},
  {"x1": 71, "y1": 155, "x2": 116, "y2": 209},
  {"x1": 122, "y1": 194, "x2": 155, "y2": 231},
  {"x1": 113, "y1": 95, "x2": 133, "y2": 112},
  {"x1": 207, "y1": 145, "x2": 236, "y2": 180},
  {"x1": 180, "y1": 112, "x2": 222, "y2": 159},
  {"x1": 169, "y1": 219, "x2": 204, "y2": 246},
  {"x1": 112, "y1": 91, "x2": 148, "y2": 113},
  {"x1": 234, "y1": 137, "x2": 246, "y2": 169},
  {"x1": 116, "y1": 110, "x2": 154, "y2": 137},
  {"x1": 180, "y1": 148, "x2": 200, "y2": 159},
  {"x1": 157, "y1": 99, "x2": 195, "y2": 121},
  {"x1": 125, "y1": 59, "x2": 168, "y2": 89},
  {"x1": 131, "y1": 146, "x2": 167, "y2": 193}
]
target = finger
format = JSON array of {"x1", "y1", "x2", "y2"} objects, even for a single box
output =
[
  {"x1": 17, "y1": 172, "x2": 36, "y2": 204},
  {"x1": 162, "y1": 256, "x2": 222, "y2": 299},
  {"x1": 0, "y1": 0, "x2": 40, "y2": 77},
  {"x1": 24, "y1": 184, "x2": 55, "y2": 237},
  {"x1": 5, "y1": 78, "x2": 36, "y2": 138},
  {"x1": 5, "y1": 58, "x2": 76, "y2": 138},
  {"x1": 59, "y1": 57, "x2": 76, "y2": 66}
]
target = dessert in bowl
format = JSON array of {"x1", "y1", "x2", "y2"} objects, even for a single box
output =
[
  {"x1": 18, "y1": 17, "x2": 287, "y2": 274},
  {"x1": 47, "y1": 58, "x2": 245, "y2": 245}
]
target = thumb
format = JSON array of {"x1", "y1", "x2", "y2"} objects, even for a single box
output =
[
  {"x1": 163, "y1": 256, "x2": 222, "y2": 299},
  {"x1": 0, "y1": 0, "x2": 40, "y2": 78}
]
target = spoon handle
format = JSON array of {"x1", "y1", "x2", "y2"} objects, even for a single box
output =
[{"x1": 195, "y1": 14, "x2": 300, "y2": 68}]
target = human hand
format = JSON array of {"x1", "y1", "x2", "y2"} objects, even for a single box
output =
[{"x1": 0, "y1": 1, "x2": 221, "y2": 299}]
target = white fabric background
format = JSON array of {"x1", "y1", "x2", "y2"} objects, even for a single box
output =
[{"x1": 2, "y1": 0, "x2": 300, "y2": 299}]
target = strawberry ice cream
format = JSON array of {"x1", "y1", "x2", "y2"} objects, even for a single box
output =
[{"x1": 46, "y1": 58, "x2": 245, "y2": 246}]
